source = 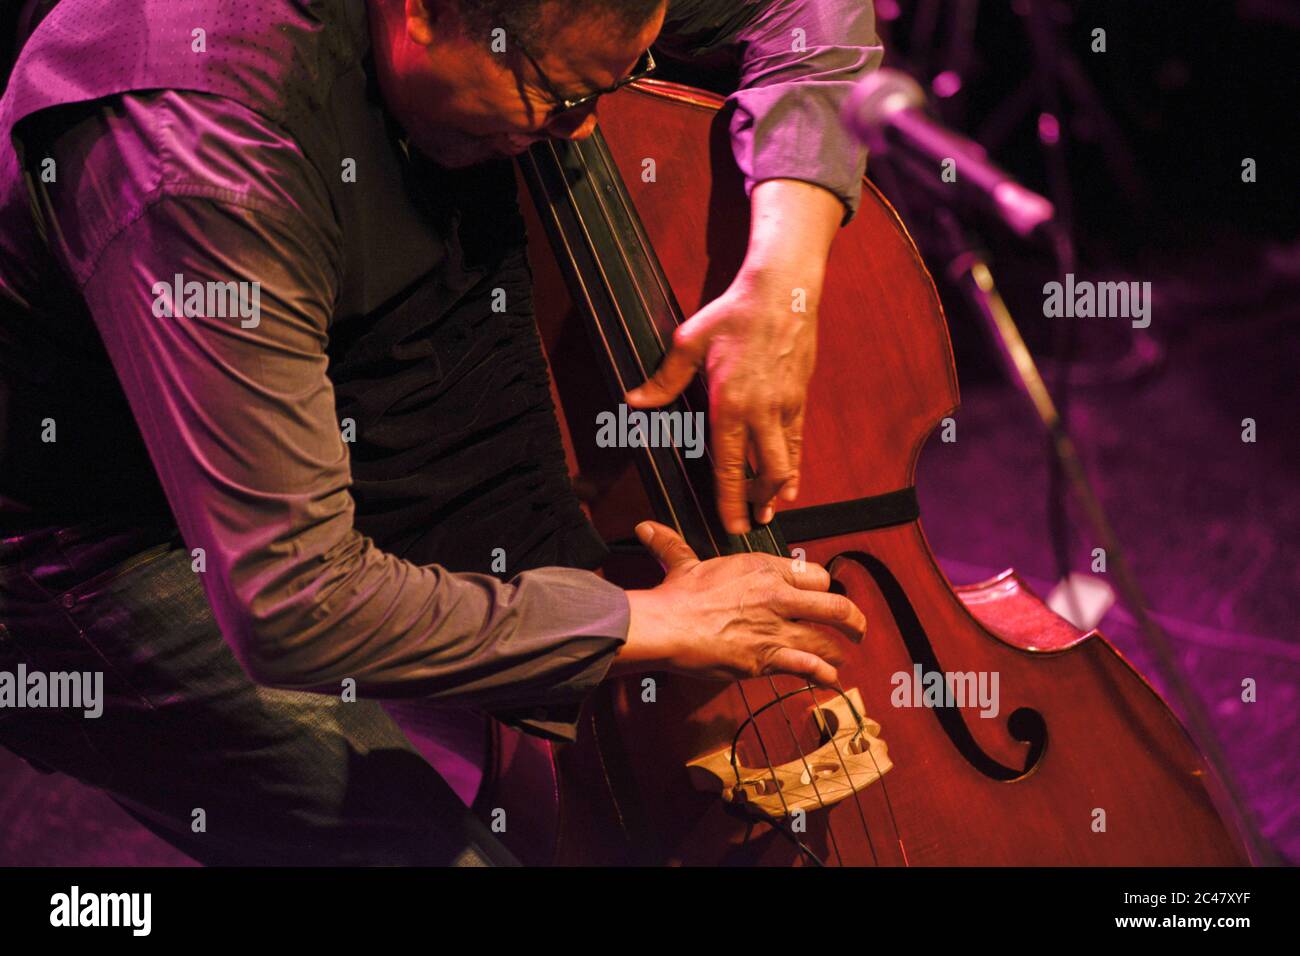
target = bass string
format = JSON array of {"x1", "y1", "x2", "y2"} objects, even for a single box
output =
[
  {"x1": 759, "y1": 528, "x2": 909, "y2": 866},
  {"x1": 747, "y1": 536, "x2": 880, "y2": 864},
  {"x1": 556, "y1": 134, "x2": 892, "y2": 866},
  {"x1": 577, "y1": 116, "x2": 910, "y2": 864},
  {"x1": 547, "y1": 135, "x2": 848, "y2": 864},
  {"x1": 525, "y1": 138, "x2": 805, "y2": 856}
]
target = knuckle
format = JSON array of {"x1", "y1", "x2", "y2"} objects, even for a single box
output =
[
  {"x1": 670, "y1": 325, "x2": 696, "y2": 354},
  {"x1": 805, "y1": 562, "x2": 830, "y2": 583},
  {"x1": 790, "y1": 627, "x2": 820, "y2": 652},
  {"x1": 752, "y1": 644, "x2": 781, "y2": 678}
]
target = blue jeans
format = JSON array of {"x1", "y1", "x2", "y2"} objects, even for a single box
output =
[{"x1": 0, "y1": 520, "x2": 520, "y2": 866}]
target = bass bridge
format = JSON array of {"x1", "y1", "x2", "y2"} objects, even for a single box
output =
[{"x1": 686, "y1": 688, "x2": 892, "y2": 820}]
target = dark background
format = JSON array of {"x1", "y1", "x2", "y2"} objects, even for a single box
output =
[{"x1": 2, "y1": 1, "x2": 1296, "y2": 865}]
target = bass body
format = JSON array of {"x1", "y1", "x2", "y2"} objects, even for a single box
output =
[{"x1": 481, "y1": 80, "x2": 1249, "y2": 867}]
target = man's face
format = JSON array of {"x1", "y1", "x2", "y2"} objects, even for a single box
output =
[{"x1": 371, "y1": 0, "x2": 668, "y2": 168}]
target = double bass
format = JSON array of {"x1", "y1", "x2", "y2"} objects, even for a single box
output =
[{"x1": 479, "y1": 78, "x2": 1250, "y2": 866}]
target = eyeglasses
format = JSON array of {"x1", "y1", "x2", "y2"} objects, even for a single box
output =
[{"x1": 517, "y1": 42, "x2": 656, "y2": 122}]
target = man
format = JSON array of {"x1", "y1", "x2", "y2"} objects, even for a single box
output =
[{"x1": 0, "y1": 0, "x2": 880, "y2": 864}]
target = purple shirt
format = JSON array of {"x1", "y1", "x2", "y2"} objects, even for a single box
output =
[{"x1": 0, "y1": 0, "x2": 882, "y2": 740}]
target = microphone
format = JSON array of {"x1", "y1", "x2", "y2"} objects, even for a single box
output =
[{"x1": 842, "y1": 69, "x2": 1056, "y2": 240}]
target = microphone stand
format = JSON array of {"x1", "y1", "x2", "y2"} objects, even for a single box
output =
[{"x1": 931, "y1": 209, "x2": 1276, "y2": 865}]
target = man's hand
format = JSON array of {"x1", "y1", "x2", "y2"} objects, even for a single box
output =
[
  {"x1": 612, "y1": 521, "x2": 865, "y2": 685},
  {"x1": 625, "y1": 179, "x2": 845, "y2": 534}
]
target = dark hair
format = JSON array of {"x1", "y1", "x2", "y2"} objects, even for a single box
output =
[{"x1": 453, "y1": 0, "x2": 664, "y2": 48}]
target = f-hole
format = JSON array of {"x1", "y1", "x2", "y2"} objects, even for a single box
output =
[{"x1": 831, "y1": 550, "x2": 1047, "y2": 781}]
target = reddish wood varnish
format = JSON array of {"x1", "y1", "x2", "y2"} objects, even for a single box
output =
[{"x1": 489, "y1": 81, "x2": 1250, "y2": 866}]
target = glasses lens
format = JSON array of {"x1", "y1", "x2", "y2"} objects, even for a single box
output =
[
  {"x1": 631, "y1": 48, "x2": 655, "y2": 79},
  {"x1": 546, "y1": 98, "x2": 597, "y2": 135},
  {"x1": 543, "y1": 48, "x2": 656, "y2": 129}
]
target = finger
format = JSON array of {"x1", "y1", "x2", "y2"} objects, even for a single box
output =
[
  {"x1": 773, "y1": 587, "x2": 867, "y2": 642},
  {"x1": 748, "y1": 415, "x2": 794, "y2": 521},
  {"x1": 780, "y1": 406, "x2": 805, "y2": 502},
  {"x1": 755, "y1": 553, "x2": 831, "y2": 591},
  {"x1": 761, "y1": 645, "x2": 839, "y2": 687},
  {"x1": 625, "y1": 329, "x2": 706, "y2": 408},
  {"x1": 634, "y1": 520, "x2": 700, "y2": 576},
  {"x1": 712, "y1": 413, "x2": 751, "y2": 536},
  {"x1": 781, "y1": 622, "x2": 849, "y2": 668}
]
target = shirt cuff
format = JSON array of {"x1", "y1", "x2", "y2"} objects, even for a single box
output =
[{"x1": 729, "y1": 80, "x2": 871, "y2": 226}]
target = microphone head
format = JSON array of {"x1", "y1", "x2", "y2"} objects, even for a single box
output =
[{"x1": 842, "y1": 68, "x2": 927, "y2": 148}]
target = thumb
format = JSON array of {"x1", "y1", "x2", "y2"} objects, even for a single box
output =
[
  {"x1": 635, "y1": 521, "x2": 699, "y2": 577},
  {"x1": 625, "y1": 333, "x2": 706, "y2": 408}
]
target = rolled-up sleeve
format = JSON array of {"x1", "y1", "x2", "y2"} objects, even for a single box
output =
[
  {"x1": 660, "y1": 0, "x2": 884, "y2": 222},
  {"x1": 29, "y1": 92, "x2": 628, "y2": 740}
]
